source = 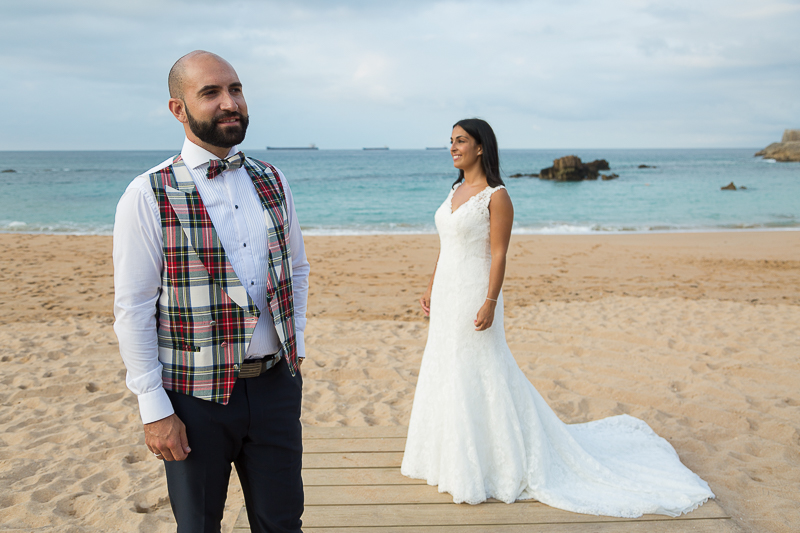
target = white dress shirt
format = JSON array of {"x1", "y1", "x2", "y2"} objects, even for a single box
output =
[{"x1": 113, "y1": 138, "x2": 310, "y2": 424}]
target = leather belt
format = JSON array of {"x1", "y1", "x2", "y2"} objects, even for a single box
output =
[{"x1": 238, "y1": 354, "x2": 281, "y2": 378}]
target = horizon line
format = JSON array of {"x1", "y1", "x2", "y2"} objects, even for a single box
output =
[{"x1": 0, "y1": 146, "x2": 767, "y2": 153}]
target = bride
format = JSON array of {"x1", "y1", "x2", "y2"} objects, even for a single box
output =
[{"x1": 400, "y1": 118, "x2": 714, "y2": 517}]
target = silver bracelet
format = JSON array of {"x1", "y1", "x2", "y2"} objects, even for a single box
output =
[{"x1": 486, "y1": 297, "x2": 497, "y2": 302}]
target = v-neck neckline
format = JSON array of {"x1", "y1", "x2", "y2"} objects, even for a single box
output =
[{"x1": 449, "y1": 183, "x2": 491, "y2": 214}]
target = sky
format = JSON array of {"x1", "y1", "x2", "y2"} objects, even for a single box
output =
[{"x1": 1, "y1": 0, "x2": 799, "y2": 150}]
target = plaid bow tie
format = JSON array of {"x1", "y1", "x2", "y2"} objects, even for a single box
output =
[{"x1": 206, "y1": 151, "x2": 245, "y2": 179}]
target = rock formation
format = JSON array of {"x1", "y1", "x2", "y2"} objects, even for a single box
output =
[
  {"x1": 638, "y1": 164, "x2": 656, "y2": 169},
  {"x1": 509, "y1": 172, "x2": 539, "y2": 178},
  {"x1": 755, "y1": 129, "x2": 800, "y2": 162},
  {"x1": 782, "y1": 130, "x2": 800, "y2": 143},
  {"x1": 601, "y1": 173, "x2": 619, "y2": 180},
  {"x1": 1, "y1": 169, "x2": 16, "y2": 173},
  {"x1": 586, "y1": 159, "x2": 610, "y2": 172},
  {"x1": 721, "y1": 182, "x2": 737, "y2": 190},
  {"x1": 539, "y1": 157, "x2": 611, "y2": 181}
]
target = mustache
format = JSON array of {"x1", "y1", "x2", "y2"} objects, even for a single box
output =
[{"x1": 213, "y1": 111, "x2": 246, "y2": 124}]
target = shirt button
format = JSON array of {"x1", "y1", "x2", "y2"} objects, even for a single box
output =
[
  {"x1": 235, "y1": 205, "x2": 239, "y2": 209},
  {"x1": 251, "y1": 281, "x2": 255, "y2": 286},
  {"x1": 243, "y1": 243, "x2": 247, "y2": 247}
]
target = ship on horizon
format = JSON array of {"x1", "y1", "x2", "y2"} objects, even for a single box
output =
[
  {"x1": 363, "y1": 146, "x2": 389, "y2": 151},
  {"x1": 266, "y1": 144, "x2": 318, "y2": 150}
]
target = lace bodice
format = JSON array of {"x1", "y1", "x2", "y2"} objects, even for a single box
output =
[{"x1": 435, "y1": 183, "x2": 505, "y2": 261}]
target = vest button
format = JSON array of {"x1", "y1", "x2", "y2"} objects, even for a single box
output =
[
  {"x1": 210, "y1": 320, "x2": 217, "y2": 326},
  {"x1": 233, "y1": 364, "x2": 239, "y2": 370},
  {"x1": 221, "y1": 341, "x2": 228, "y2": 347}
]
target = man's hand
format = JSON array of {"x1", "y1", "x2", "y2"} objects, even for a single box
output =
[{"x1": 145, "y1": 413, "x2": 191, "y2": 461}]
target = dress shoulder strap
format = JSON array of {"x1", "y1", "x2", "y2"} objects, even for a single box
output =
[{"x1": 477, "y1": 185, "x2": 506, "y2": 209}]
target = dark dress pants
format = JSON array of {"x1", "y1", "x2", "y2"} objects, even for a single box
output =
[{"x1": 164, "y1": 358, "x2": 303, "y2": 533}]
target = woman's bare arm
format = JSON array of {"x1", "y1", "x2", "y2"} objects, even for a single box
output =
[{"x1": 474, "y1": 189, "x2": 513, "y2": 331}]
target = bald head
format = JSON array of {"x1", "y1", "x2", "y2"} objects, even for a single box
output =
[
  {"x1": 166, "y1": 50, "x2": 248, "y2": 158},
  {"x1": 168, "y1": 50, "x2": 232, "y2": 100}
]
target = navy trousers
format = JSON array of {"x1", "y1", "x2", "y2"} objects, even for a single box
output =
[{"x1": 164, "y1": 358, "x2": 303, "y2": 533}]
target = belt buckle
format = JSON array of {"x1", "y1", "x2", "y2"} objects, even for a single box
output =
[
  {"x1": 238, "y1": 360, "x2": 263, "y2": 378},
  {"x1": 238, "y1": 354, "x2": 280, "y2": 378}
]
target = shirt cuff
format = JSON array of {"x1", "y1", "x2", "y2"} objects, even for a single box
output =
[
  {"x1": 296, "y1": 330, "x2": 306, "y2": 359},
  {"x1": 137, "y1": 387, "x2": 175, "y2": 425}
]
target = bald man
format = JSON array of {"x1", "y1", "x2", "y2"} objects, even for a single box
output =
[{"x1": 113, "y1": 51, "x2": 309, "y2": 533}]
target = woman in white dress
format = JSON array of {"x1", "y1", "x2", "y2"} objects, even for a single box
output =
[{"x1": 400, "y1": 118, "x2": 714, "y2": 517}]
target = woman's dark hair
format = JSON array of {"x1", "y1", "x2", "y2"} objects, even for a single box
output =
[{"x1": 451, "y1": 118, "x2": 503, "y2": 188}]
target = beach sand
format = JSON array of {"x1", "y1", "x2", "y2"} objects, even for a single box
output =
[{"x1": 1, "y1": 231, "x2": 798, "y2": 532}]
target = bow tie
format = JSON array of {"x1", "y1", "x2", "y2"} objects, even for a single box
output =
[{"x1": 206, "y1": 151, "x2": 245, "y2": 179}]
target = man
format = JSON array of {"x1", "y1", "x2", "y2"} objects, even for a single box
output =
[{"x1": 113, "y1": 50, "x2": 309, "y2": 533}]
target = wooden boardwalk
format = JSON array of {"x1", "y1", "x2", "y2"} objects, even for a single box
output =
[{"x1": 233, "y1": 426, "x2": 736, "y2": 532}]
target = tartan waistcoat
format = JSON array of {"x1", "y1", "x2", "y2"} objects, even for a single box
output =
[{"x1": 148, "y1": 155, "x2": 298, "y2": 404}]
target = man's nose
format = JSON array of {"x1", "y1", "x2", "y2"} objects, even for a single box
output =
[{"x1": 219, "y1": 91, "x2": 238, "y2": 111}]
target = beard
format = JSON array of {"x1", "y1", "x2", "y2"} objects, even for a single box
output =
[{"x1": 185, "y1": 106, "x2": 249, "y2": 148}]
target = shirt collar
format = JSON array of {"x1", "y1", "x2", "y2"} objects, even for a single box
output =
[{"x1": 180, "y1": 137, "x2": 240, "y2": 171}]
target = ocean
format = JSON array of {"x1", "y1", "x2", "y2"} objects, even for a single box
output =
[{"x1": 0, "y1": 148, "x2": 797, "y2": 236}]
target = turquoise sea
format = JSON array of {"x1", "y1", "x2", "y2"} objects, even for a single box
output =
[{"x1": 0, "y1": 149, "x2": 797, "y2": 235}]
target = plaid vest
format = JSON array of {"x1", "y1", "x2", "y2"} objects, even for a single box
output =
[{"x1": 148, "y1": 155, "x2": 298, "y2": 404}]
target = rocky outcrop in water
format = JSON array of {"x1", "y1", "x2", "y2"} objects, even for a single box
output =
[
  {"x1": 1, "y1": 169, "x2": 16, "y2": 173},
  {"x1": 539, "y1": 156, "x2": 611, "y2": 181},
  {"x1": 721, "y1": 182, "x2": 747, "y2": 190},
  {"x1": 755, "y1": 129, "x2": 800, "y2": 162},
  {"x1": 782, "y1": 130, "x2": 800, "y2": 142}
]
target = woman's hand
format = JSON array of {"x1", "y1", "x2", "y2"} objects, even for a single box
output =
[
  {"x1": 419, "y1": 291, "x2": 432, "y2": 316},
  {"x1": 474, "y1": 299, "x2": 497, "y2": 331}
]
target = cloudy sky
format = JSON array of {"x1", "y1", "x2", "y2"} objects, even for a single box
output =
[{"x1": 1, "y1": 0, "x2": 798, "y2": 150}]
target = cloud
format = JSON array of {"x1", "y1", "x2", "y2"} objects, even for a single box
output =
[{"x1": 0, "y1": 0, "x2": 798, "y2": 149}]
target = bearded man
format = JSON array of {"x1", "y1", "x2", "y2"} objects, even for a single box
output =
[{"x1": 113, "y1": 50, "x2": 309, "y2": 533}]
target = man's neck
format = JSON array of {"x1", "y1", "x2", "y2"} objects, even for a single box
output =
[{"x1": 186, "y1": 133, "x2": 234, "y2": 159}]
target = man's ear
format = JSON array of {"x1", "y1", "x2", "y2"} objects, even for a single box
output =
[{"x1": 168, "y1": 98, "x2": 189, "y2": 124}]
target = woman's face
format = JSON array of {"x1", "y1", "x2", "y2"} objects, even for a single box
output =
[{"x1": 450, "y1": 125, "x2": 482, "y2": 171}]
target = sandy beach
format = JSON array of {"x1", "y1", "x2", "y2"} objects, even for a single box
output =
[{"x1": 1, "y1": 231, "x2": 798, "y2": 532}]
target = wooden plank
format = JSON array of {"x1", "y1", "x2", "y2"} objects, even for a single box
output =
[
  {"x1": 305, "y1": 484, "x2": 488, "y2": 505},
  {"x1": 304, "y1": 426, "x2": 409, "y2": 439},
  {"x1": 303, "y1": 452, "x2": 403, "y2": 469},
  {"x1": 234, "y1": 426, "x2": 737, "y2": 532},
  {"x1": 300, "y1": 518, "x2": 738, "y2": 533},
  {"x1": 300, "y1": 501, "x2": 729, "y2": 528},
  {"x1": 303, "y1": 467, "x2": 426, "y2": 486},
  {"x1": 235, "y1": 485, "x2": 730, "y2": 531},
  {"x1": 304, "y1": 437, "x2": 407, "y2": 453},
  {"x1": 233, "y1": 507, "x2": 249, "y2": 530}
]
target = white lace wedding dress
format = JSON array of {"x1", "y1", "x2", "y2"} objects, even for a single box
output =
[{"x1": 400, "y1": 184, "x2": 714, "y2": 517}]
